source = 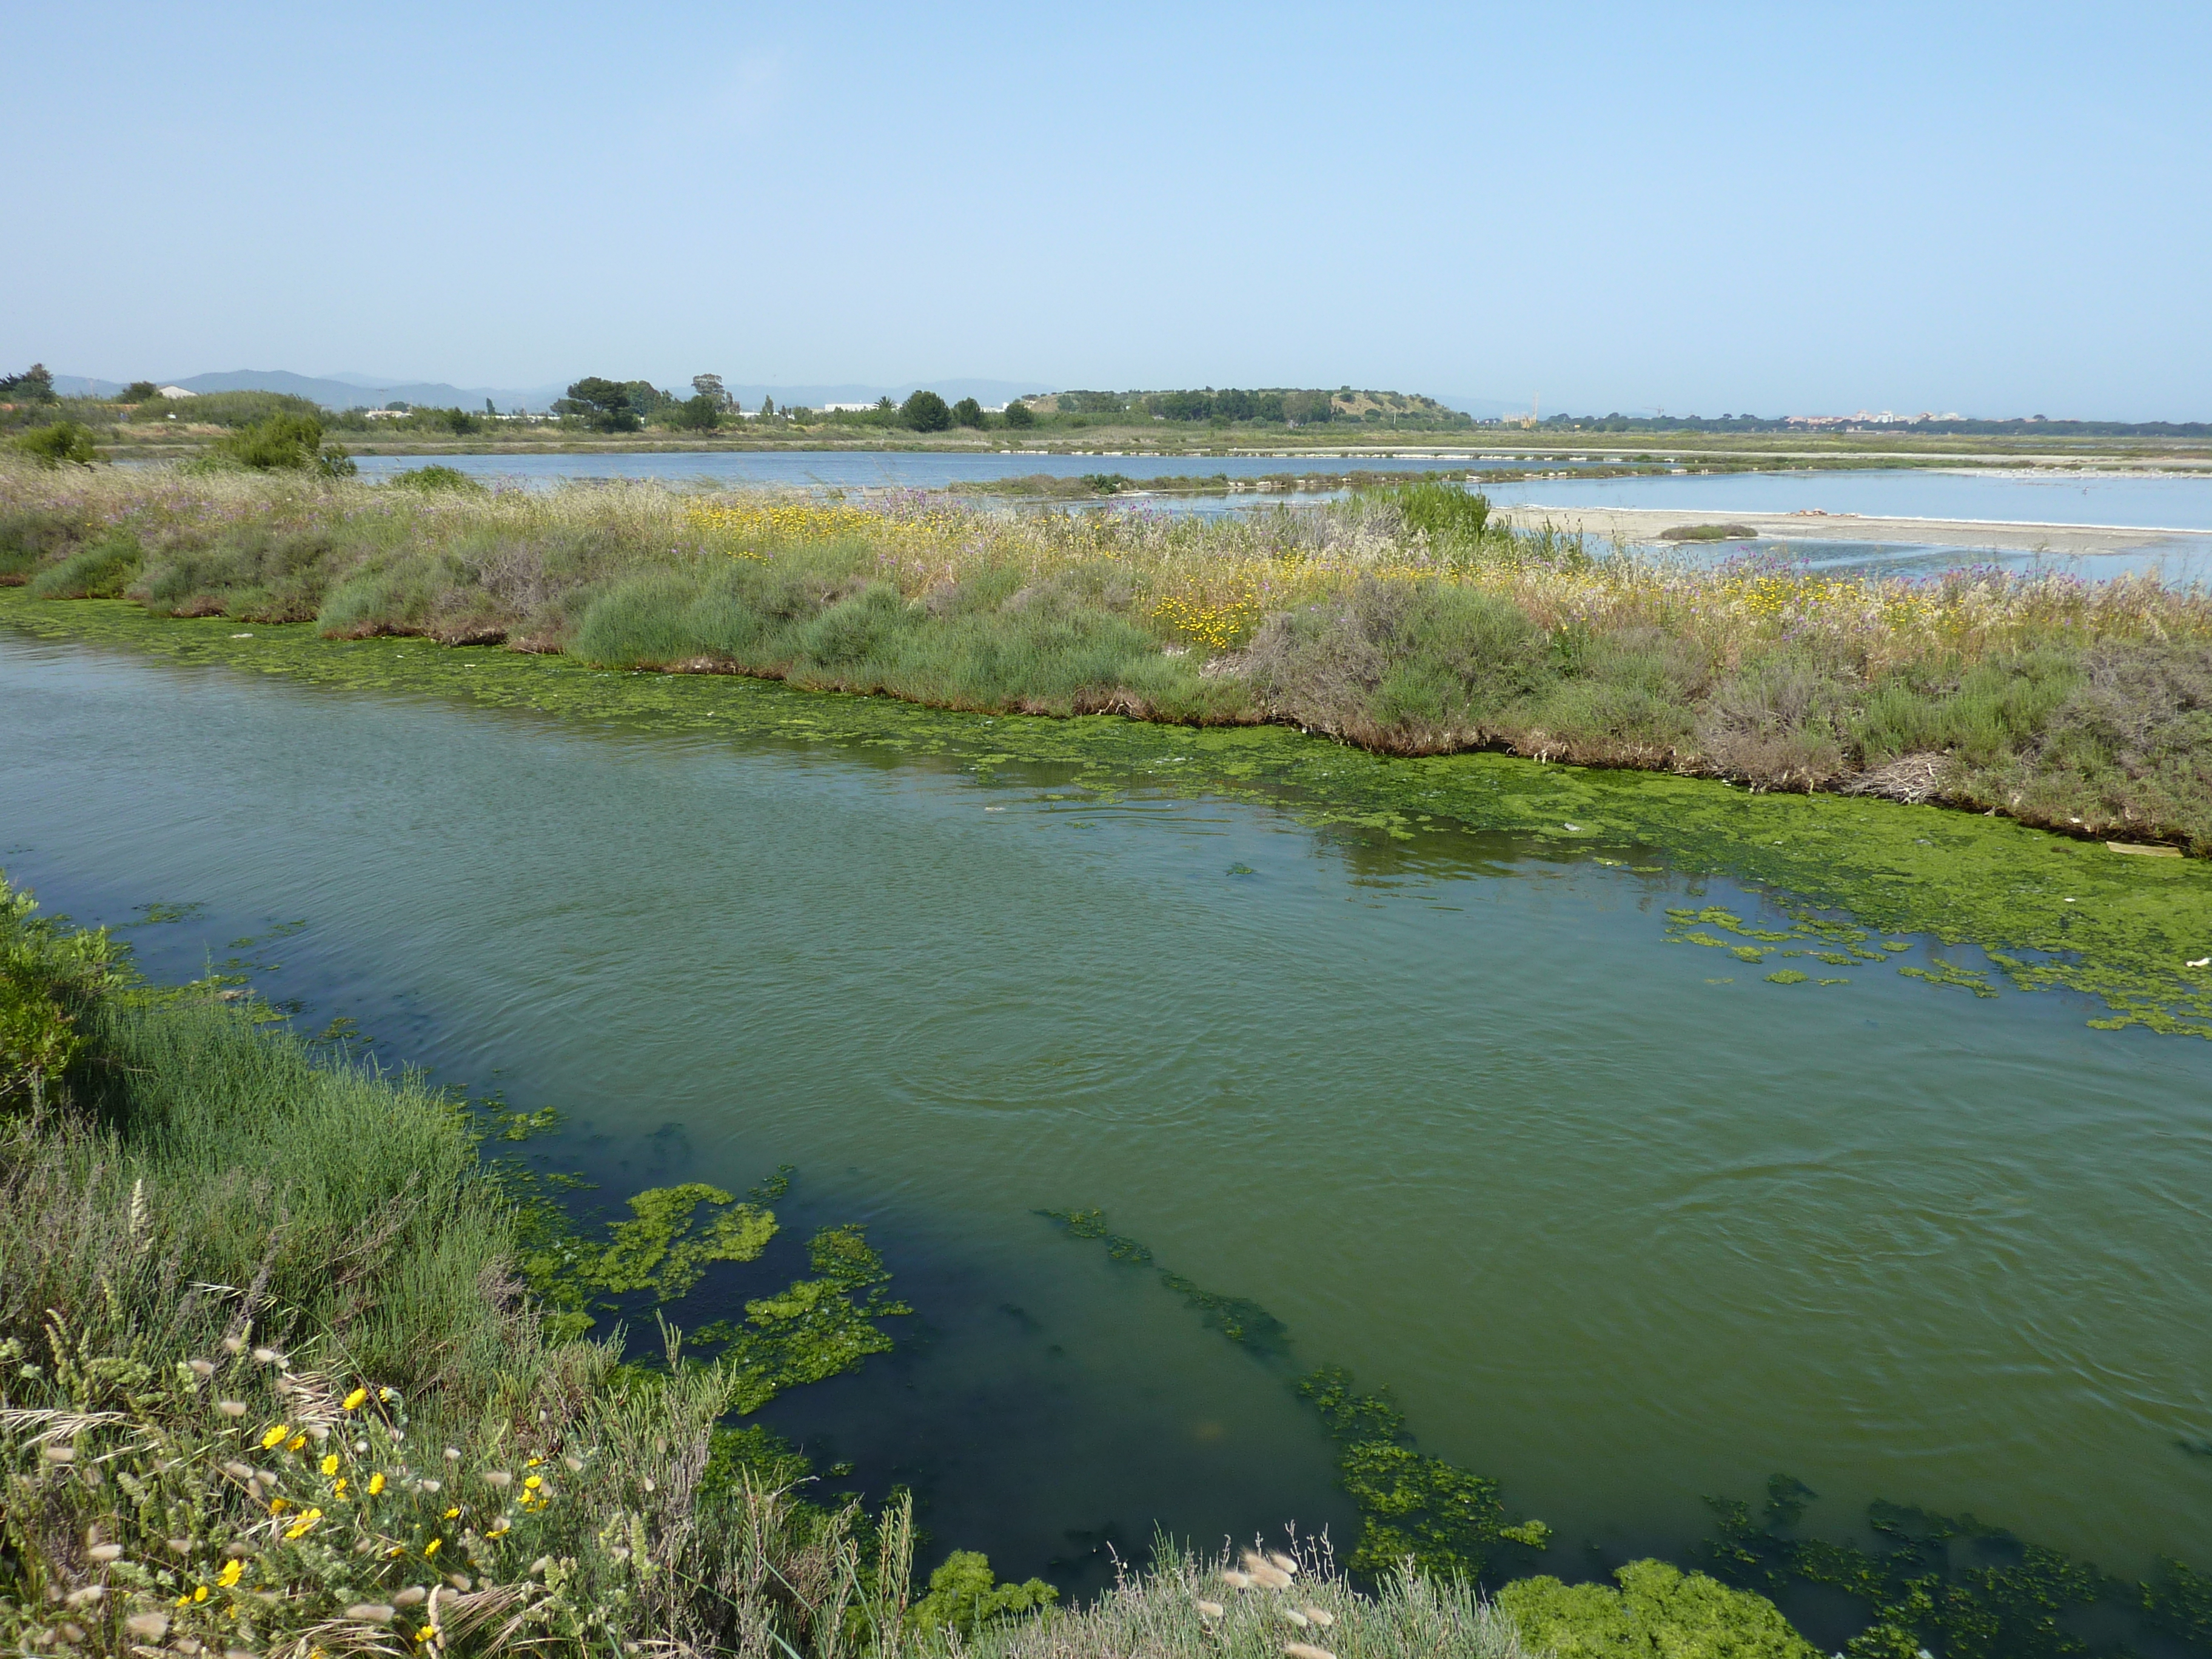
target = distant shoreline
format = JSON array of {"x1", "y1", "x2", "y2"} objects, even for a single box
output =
[
  {"x1": 93, "y1": 431, "x2": 2212, "y2": 468},
  {"x1": 1498, "y1": 504, "x2": 2212, "y2": 556}
]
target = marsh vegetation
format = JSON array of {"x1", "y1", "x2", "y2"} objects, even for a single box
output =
[{"x1": 5, "y1": 463, "x2": 2212, "y2": 851}]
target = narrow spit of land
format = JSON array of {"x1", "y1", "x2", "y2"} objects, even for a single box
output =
[
  {"x1": 81, "y1": 417, "x2": 2212, "y2": 468},
  {"x1": 1497, "y1": 503, "x2": 2212, "y2": 557},
  {"x1": 5, "y1": 589, "x2": 2211, "y2": 1042}
]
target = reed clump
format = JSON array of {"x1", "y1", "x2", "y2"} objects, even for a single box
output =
[{"x1": 7, "y1": 459, "x2": 2212, "y2": 850}]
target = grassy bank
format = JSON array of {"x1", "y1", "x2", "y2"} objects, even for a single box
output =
[{"x1": 0, "y1": 878, "x2": 945, "y2": 1655}]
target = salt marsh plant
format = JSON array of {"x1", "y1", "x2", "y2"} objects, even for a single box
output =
[{"x1": 5, "y1": 458, "x2": 2212, "y2": 849}]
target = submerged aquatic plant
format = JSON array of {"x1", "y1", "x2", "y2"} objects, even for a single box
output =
[
  {"x1": 1695, "y1": 1474, "x2": 2188, "y2": 1659},
  {"x1": 1036, "y1": 1208, "x2": 1546, "y2": 1582}
]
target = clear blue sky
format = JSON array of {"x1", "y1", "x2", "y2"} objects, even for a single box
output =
[{"x1": 8, "y1": 2, "x2": 2208, "y2": 418}]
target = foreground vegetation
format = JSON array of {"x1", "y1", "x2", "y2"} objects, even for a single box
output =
[
  {"x1": 5, "y1": 460, "x2": 2211, "y2": 856},
  {"x1": 0, "y1": 880, "x2": 949, "y2": 1655},
  {"x1": 4, "y1": 885, "x2": 1861, "y2": 1657}
]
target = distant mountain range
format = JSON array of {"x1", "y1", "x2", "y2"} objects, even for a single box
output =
[{"x1": 49, "y1": 368, "x2": 1517, "y2": 420}]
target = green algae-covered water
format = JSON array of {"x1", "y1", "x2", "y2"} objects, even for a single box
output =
[{"x1": 5, "y1": 612, "x2": 2212, "y2": 1609}]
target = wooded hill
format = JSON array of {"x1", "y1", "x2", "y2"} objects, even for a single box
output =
[{"x1": 1022, "y1": 387, "x2": 1473, "y2": 426}]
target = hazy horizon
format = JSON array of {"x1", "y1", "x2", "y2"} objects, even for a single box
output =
[{"x1": 9, "y1": 2, "x2": 2210, "y2": 421}]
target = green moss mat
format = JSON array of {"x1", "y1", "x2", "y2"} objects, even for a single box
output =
[{"x1": 8, "y1": 589, "x2": 2211, "y2": 1036}]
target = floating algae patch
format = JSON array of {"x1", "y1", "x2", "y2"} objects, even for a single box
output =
[
  {"x1": 491, "y1": 1147, "x2": 911, "y2": 1411},
  {"x1": 8, "y1": 592, "x2": 2212, "y2": 1035}
]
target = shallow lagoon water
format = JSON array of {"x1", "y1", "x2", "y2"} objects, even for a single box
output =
[
  {"x1": 347, "y1": 448, "x2": 2212, "y2": 531},
  {"x1": 347, "y1": 450, "x2": 2212, "y2": 583},
  {"x1": 5, "y1": 631, "x2": 2212, "y2": 1596},
  {"x1": 346, "y1": 447, "x2": 1529, "y2": 491}
]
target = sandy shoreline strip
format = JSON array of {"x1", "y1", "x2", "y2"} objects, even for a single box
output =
[{"x1": 1495, "y1": 504, "x2": 2212, "y2": 557}]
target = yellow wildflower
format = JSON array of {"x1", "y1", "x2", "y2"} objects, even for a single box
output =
[
  {"x1": 368, "y1": 1472, "x2": 386, "y2": 1495},
  {"x1": 193, "y1": 1584, "x2": 209, "y2": 1603},
  {"x1": 333, "y1": 1476, "x2": 349, "y2": 1498},
  {"x1": 286, "y1": 1435, "x2": 307, "y2": 1453},
  {"x1": 320, "y1": 1453, "x2": 340, "y2": 1476},
  {"x1": 260, "y1": 1426, "x2": 289, "y2": 1450},
  {"x1": 522, "y1": 1475, "x2": 542, "y2": 1490},
  {"x1": 342, "y1": 1387, "x2": 368, "y2": 1410},
  {"x1": 217, "y1": 1559, "x2": 243, "y2": 1588},
  {"x1": 424, "y1": 1538, "x2": 441, "y2": 1557},
  {"x1": 284, "y1": 1507, "x2": 323, "y2": 1539},
  {"x1": 442, "y1": 1507, "x2": 460, "y2": 1520},
  {"x1": 269, "y1": 1497, "x2": 289, "y2": 1515}
]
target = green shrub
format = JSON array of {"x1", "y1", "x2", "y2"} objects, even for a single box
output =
[
  {"x1": 212, "y1": 413, "x2": 351, "y2": 475},
  {"x1": 11, "y1": 421, "x2": 98, "y2": 468},
  {"x1": 1378, "y1": 477, "x2": 1494, "y2": 545},
  {"x1": 1850, "y1": 649, "x2": 2082, "y2": 767},
  {"x1": 385, "y1": 464, "x2": 485, "y2": 494},
  {"x1": 798, "y1": 581, "x2": 914, "y2": 666},
  {"x1": 1495, "y1": 1560, "x2": 1817, "y2": 1659},
  {"x1": 552, "y1": 377, "x2": 642, "y2": 432},
  {"x1": 0, "y1": 508, "x2": 91, "y2": 584},
  {"x1": 1249, "y1": 579, "x2": 1554, "y2": 743},
  {"x1": 1002, "y1": 399, "x2": 1035, "y2": 429},
  {"x1": 0, "y1": 364, "x2": 57, "y2": 403},
  {"x1": 908, "y1": 1550, "x2": 1057, "y2": 1640},
  {"x1": 317, "y1": 558, "x2": 449, "y2": 638},
  {"x1": 901, "y1": 390, "x2": 952, "y2": 432},
  {"x1": 134, "y1": 524, "x2": 346, "y2": 622},
  {"x1": 951, "y1": 397, "x2": 985, "y2": 428},
  {"x1": 25, "y1": 531, "x2": 140, "y2": 598},
  {"x1": 0, "y1": 885, "x2": 115, "y2": 1112},
  {"x1": 1695, "y1": 652, "x2": 1852, "y2": 785},
  {"x1": 672, "y1": 394, "x2": 722, "y2": 432}
]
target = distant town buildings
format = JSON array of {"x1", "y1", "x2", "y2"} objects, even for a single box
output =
[{"x1": 1786, "y1": 410, "x2": 1966, "y2": 426}]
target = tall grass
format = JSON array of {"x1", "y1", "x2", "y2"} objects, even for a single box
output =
[{"x1": 7, "y1": 458, "x2": 2212, "y2": 848}]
